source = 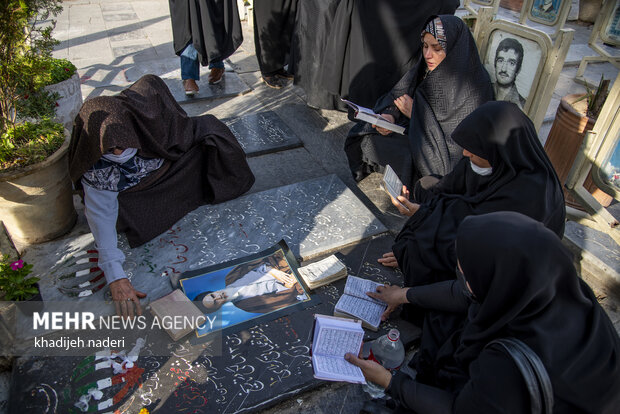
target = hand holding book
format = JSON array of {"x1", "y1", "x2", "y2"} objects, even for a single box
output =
[
  {"x1": 366, "y1": 284, "x2": 410, "y2": 321},
  {"x1": 374, "y1": 113, "x2": 396, "y2": 136},
  {"x1": 344, "y1": 353, "x2": 392, "y2": 389},
  {"x1": 388, "y1": 186, "x2": 420, "y2": 217}
]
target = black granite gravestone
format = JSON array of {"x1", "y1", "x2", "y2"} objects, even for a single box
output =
[{"x1": 9, "y1": 236, "x2": 421, "y2": 413}]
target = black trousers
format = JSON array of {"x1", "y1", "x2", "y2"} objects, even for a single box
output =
[{"x1": 253, "y1": 0, "x2": 298, "y2": 75}]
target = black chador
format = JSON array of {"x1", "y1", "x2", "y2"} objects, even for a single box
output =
[
  {"x1": 169, "y1": 0, "x2": 242, "y2": 65},
  {"x1": 393, "y1": 102, "x2": 566, "y2": 288}
]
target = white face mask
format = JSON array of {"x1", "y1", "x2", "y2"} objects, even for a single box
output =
[{"x1": 470, "y1": 160, "x2": 493, "y2": 176}]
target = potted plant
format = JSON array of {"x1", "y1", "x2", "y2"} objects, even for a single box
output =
[
  {"x1": 0, "y1": 0, "x2": 77, "y2": 248},
  {"x1": 544, "y1": 76, "x2": 613, "y2": 209}
]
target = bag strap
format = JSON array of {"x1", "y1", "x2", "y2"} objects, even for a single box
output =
[{"x1": 485, "y1": 338, "x2": 554, "y2": 414}]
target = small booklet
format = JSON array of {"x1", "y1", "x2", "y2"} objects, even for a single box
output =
[
  {"x1": 311, "y1": 314, "x2": 366, "y2": 384},
  {"x1": 298, "y1": 255, "x2": 348, "y2": 290},
  {"x1": 341, "y1": 98, "x2": 406, "y2": 135},
  {"x1": 333, "y1": 276, "x2": 387, "y2": 331},
  {"x1": 149, "y1": 289, "x2": 204, "y2": 341},
  {"x1": 381, "y1": 165, "x2": 407, "y2": 210}
]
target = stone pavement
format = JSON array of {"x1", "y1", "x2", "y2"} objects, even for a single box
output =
[{"x1": 1, "y1": 1, "x2": 619, "y2": 413}]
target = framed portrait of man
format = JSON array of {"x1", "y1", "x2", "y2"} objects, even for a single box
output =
[
  {"x1": 483, "y1": 30, "x2": 544, "y2": 112},
  {"x1": 174, "y1": 240, "x2": 319, "y2": 338},
  {"x1": 529, "y1": 0, "x2": 563, "y2": 25}
]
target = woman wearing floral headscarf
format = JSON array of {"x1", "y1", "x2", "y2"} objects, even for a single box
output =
[{"x1": 345, "y1": 15, "x2": 493, "y2": 187}]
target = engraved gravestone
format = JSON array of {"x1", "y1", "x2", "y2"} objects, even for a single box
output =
[
  {"x1": 23, "y1": 175, "x2": 387, "y2": 318},
  {"x1": 223, "y1": 111, "x2": 303, "y2": 157}
]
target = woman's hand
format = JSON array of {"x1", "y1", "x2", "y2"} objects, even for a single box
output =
[
  {"x1": 378, "y1": 251, "x2": 399, "y2": 268},
  {"x1": 394, "y1": 94, "x2": 413, "y2": 118},
  {"x1": 345, "y1": 353, "x2": 392, "y2": 389},
  {"x1": 373, "y1": 114, "x2": 395, "y2": 136},
  {"x1": 367, "y1": 284, "x2": 410, "y2": 321},
  {"x1": 110, "y1": 278, "x2": 146, "y2": 319},
  {"x1": 389, "y1": 185, "x2": 420, "y2": 217}
]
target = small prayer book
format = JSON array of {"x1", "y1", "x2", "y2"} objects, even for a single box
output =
[
  {"x1": 298, "y1": 255, "x2": 348, "y2": 290},
  {"x1": 311, "y1": 314, "x2": 366, "y2": 384},
  {"x1": 341, "y1": 98, "x2": 406, "y2": 135},
  {"x1": 381, "y1": 165, "x2": 407, "y2": 210},
  {"x1": 149, "y1": 289, "x2": 204, "y2": 341},
  {"x1": 333, "y1": 276, "x2": 387, "y2": 331}
]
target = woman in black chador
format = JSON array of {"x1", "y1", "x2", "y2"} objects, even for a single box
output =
[
  {"x1": 379, "y1": 102, "x2": 565, "y2": 297},
  {"x1": 347, "y1": 212, "x2": 620, "y2": 413},
  {"x1": 344, "y1": 15, "x2": 493, "y2": 186}
]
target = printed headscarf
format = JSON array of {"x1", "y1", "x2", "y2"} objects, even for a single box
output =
[{"x1": 422, "y1": 17, "x2": 447, "y2": 50}]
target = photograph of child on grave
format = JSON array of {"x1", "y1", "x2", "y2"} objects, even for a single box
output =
[
  {"x1": 531, "y1": 0, "x2": 562, "y2": 23},
  {"x1": 484, "y1": 31, "x2": 543, "y2": 110},
  {"x1": 180, "y1": 249, "x2": 310, "y2": 337}
]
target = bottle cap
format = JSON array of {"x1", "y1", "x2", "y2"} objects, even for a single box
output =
[{"x1": 387, "y1": 329, "x2": 400, "y2": 342}]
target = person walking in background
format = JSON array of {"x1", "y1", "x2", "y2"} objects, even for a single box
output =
[
  {"x1": 253, "y1": 0, "x2": 298, "y2": 89},
  {"x1": 169, "y1": 0, "x2": 243, "y2": 95}
]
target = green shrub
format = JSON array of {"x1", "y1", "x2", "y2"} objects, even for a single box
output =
[
  {"x1": 45, "y1": 57, "x2": 77, "y2": 84},
  {"x1": 0, "y1": 118, "x2": 64, "y2": 172}
]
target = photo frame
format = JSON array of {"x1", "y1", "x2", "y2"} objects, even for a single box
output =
[
  {"x1": 483, "y1": 30, "x2": 544, "y2": 112},
  {"x1": 474, "y1": 9, "x2": 570, "y2": 130},
  {"x1": 529, "y1": 0, "x2": 563, "y2": 25},
  {"x1": 518, "y1": 0, "x2": 572, "y2": 38},
  {"x1": 601, "y1": 1, "x2": 620, "y2": 46},
  {"x1": 172, "y1": 240, "x2": 320, "y2": 338}
]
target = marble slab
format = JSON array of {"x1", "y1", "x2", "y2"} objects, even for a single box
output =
[
  {"x1": 223, "y1": 111, "x2": 302, "y2": 157},
  {"x1": 23, "y1": 175, "x2": 387, "y2": 315},
  {"x1": 163, "y1": 71, "x2": 252, "y2": 104}
]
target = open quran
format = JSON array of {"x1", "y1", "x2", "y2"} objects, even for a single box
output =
[
  {"x1": 311, "y1": 314, "x2": 366, "y2": 383},
  {"x1": 341, "y1": 98, "x2": 406, "y2": 135},
  {"x1": 333, "y1": 276, "x2": 387, "y2": 331}
]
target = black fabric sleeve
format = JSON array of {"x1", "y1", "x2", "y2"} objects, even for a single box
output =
[
  {"x1": 406, "y1": 280, "x2": 470, "y2": 313},
  {"x1": 386, "y1": 371, "x2": 454, "y2": 414}
]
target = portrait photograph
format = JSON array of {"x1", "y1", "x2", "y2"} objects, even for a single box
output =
[
  {"x1": 179, "y1": 246, "x2": 313, "y2": 338},
  {"x1": 484, "y1": 30, "x2": 543, "y2": 111},
  {"x1": 530, "y1": 0, "x2": 563, "y2": 24}
]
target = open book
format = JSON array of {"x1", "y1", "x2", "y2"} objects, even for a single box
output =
[
  {"x1": 341, "y1": 98, "x2": 406, "y2": 135},
  {"x1": 334, "y1": 276, "x2": 387, "y2": 331},
  {"x1": 311, "y1": 314, "x2": 366, "y2": 384},
  {"x1": 298, "y1": 255, "x2": 347, "y2": 290},
  {"x1": 381, "y1": 165, "x2": 407, "y2": 210}
]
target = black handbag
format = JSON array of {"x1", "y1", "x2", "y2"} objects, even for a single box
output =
[{"x1": 485, "y1": 338, "x2": 554, "y2": 414}]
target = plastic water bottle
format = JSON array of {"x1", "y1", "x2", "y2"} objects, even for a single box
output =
[{"x1": 362, "y1": 329, "x2": 405, "y2": 398}]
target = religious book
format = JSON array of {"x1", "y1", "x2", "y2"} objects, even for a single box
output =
[
  {"x1": 298, "y1": 255, "x2": 348, "y2": 290},
  {"x1": 381, "y1": 165, "x2": 407, "y2": 210},
  {"x1": 311, "y1": 314, "x2": 366, "y2": 384},
  {"x1": 341, "y1": 98, "x2": 406, "y2": 135},
  {"x1": 149, "y1": 289, "x2": 204, "y2": 341},
  {"x1": 333, "y1": 276, "x2": 387, "y2": 331}
]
